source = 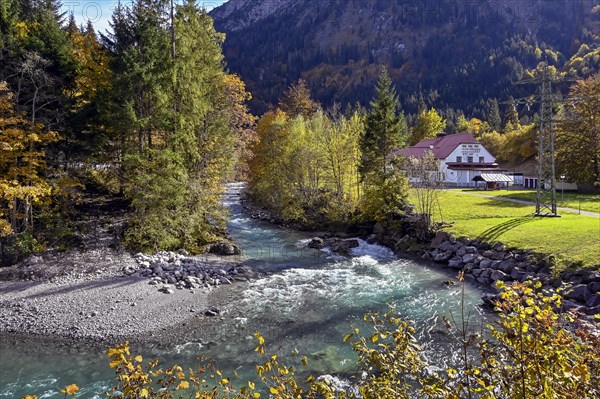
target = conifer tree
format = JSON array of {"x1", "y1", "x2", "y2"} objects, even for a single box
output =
[
  {"x1": 359, "y1": 68, "x2": 409, "y2": 221},
  {"x1": 504, "y1": 96, "x2": 520, "y2": 131},
  {"x1": 359, "y1": 68, "x2": 407, "y2": 180},
  {"x1": 487, "y1": 98, "x2": 502, "y2": 132}
]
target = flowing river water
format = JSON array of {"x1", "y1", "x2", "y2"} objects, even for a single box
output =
[{"x1": 1, "y1": 183, "x2": 489, "y2": 398}]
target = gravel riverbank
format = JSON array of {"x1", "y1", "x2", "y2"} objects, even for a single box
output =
[{"x1": 0, "y1": 249, "x2": 252, "y2": 347}]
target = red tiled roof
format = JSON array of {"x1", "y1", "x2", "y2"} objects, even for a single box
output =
[{"x1": 396, "y1": 133, "x2": 479, "y2": 160}]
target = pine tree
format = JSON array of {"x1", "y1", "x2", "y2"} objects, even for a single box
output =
[
  {"x1": 359, "y1": 68, "x2": 409, "y2": 221},
  {"x1": 487, "y1": 98, "x2": 502, "y2": 132},
  {"x1": 359, "y1": 68, "x2": 407, "y2": 180}
]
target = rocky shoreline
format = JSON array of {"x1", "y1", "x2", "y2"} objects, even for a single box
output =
[
  {"x1": 242, "y1": 192, "x2": 600, "y2": 320},
  {"x1": 422, "y1": 232, "x2": 600, "y2": 317}
]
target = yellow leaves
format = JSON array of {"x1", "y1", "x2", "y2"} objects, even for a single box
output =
[
  {"x1": 301, "y1": 356, "x2": 308, "y2": 367},
  {"x1": 177, "y1": 380, "x2": 190, "y2": 390},
  {"x1": 269, "y1": 386, "x2": 280, "y2": 395},
  {"x1": 139, "y1": 388, "x2": 149, "y2": 398},
  {"x1": 134, "y1": 355, "x2": 143, "y2": 363},
  {"x1": 248, "y1": 381, "x2": 255, "y2": 390},
  {"x1": 22, "y1": 396, "x2": 38, "y2": 399},
  {"x1": 343, "y1": 333, "x2": 354, "y2": 342},
  {"x1": 59, "y1": 384, "x2": 79, "y2": 395}
]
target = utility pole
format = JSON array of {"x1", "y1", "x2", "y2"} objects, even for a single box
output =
[
  {"x1": 511, "y1": 65, "x2": 570, "y2": 217},
  {"x1": 535, "y1": 67, "x2": 559, "y2": 217}
]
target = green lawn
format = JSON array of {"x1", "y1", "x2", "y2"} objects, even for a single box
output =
[
  {"x1": 451, "y1": 189, "x2": 600, "y2": 214},
  {"x1": 411, "y1": 190, "x2": 600, "y2": 269}
]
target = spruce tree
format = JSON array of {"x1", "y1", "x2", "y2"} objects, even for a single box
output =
[
  {"x1": 487, "y1": 98, "x2": 502, "y2": 132},
  {"x1": 359, "y1": 68, "x2": 409, "y2": 221},
  {"x1": 359, "y1": 67, "x2": 407, "y2": 180}
]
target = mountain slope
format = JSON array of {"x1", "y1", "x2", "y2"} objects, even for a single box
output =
[{"x1": 211, "y1": 0, "x2": 599, "y2": 116}]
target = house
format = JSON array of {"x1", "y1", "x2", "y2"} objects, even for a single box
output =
[{"x1": 396, "y1": 132, "x2": 510, "y2": 188}]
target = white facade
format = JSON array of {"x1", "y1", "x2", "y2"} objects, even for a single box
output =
[{"x1": 441, "y1": 143, "x2": 499, "y2": 187}]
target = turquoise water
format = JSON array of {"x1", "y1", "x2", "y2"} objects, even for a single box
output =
[{"x1": 0, "y1": 183, "x2": 487, "y2": 398}]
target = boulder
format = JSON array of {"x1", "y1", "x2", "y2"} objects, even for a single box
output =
[
  {"x1": 430, "y1": 231, "x2": 449, "y2": 249},
  {"x1": 462, "y1": 253, "x2": 477, "y2": 264},
  {"x1": 465, "y1": 246, "x2": 478, "y2": 254},
  {"x1": 329, "y1": 239, "x2": 360, "y2": 255},
  {"x1": 433, "y1": 251, "x2": 453, "y2": 263},
  {"x1": 448, "y1": 258, "x2": 464, "y2": 269},
  {"x1": 587, "y1": 281, "x2": 600, "y2": 295},
  {"x1": 308, "y1": 237, "x2": 325, "y2": 249},
  {"x1": 493, "y1": 242, "x2": 506, "y2": 252},
  {"x1": 207, "y1": 241, "x2": 241, "y2": 256},
  {"x1": 491, "y1": 270, "x2": 509, "y2": 282},
  {"x1": 498, "y1": 260, "x2": 515, "y2": 273},
  {"x1": 586, "y1": 295, "x2": 600, "y2": 308},
  {"x1": 479, "y1": 259, "x2": 493, "y2": 270},
  {"x1": 565, "y1": 284, "x2": 589, "y2": 303}
]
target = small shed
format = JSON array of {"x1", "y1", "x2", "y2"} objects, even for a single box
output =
[{"x1": 472, "y1": 173, "x2": 513, "y2": 190}]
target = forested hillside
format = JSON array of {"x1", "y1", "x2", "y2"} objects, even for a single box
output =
[
  {"x1": 0, "y1": 0, "x2": 255, "y2": 264},
  {"x1": 212, "y1": 0, "x2": 600, "y2": 120}
]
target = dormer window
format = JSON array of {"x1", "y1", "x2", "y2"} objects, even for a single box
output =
[
  {"x1": 456, "y1": 156, "x2": 462, "y2": 163},
  {"x1": 467, "y1": 156, "x2": 473, "y2": 163},
  {"x1": 479, "y1": 157, "x2": 485, "y2": 163}
]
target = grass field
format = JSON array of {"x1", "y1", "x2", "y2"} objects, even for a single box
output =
[
  {"x1": 453, "y1": 189, "x2": 600, "y2": 214},
  {"x1": 410, "y1": 190, "x2": 600, "y2": 269}
]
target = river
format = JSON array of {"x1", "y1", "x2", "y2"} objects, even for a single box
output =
[{"x1": 0, "y1": 183, "x2": 488, "y2": 398}]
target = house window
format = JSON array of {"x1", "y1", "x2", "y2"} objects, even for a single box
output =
[
  {"x1": 479, "y1": 157, "x2": 485, "y2": 163},
  {"x1": 456, "y1": 156, "x2": 462, "y2": 163},
  {"x1": 467, "y1": 156, "x2": 473, "y2": 163}
]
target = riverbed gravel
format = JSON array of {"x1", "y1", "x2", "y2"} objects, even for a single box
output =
[{"x1": 0, "y1": 249, "x2": 250, "y2": 347}]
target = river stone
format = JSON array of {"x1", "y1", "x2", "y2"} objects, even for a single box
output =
[
  {"x1": 491, "y1": 270, "x2": 509, "y2": 281},
  {"x1": 465, "y1": 246, "x2": 478, "y2": 254},
  {"x1": 308, "y1": 237, "x2": 325, "y2": 249},
  {"x1": 586, "y1": 295, "x2": 600, "y2": 308},
  {"x1": 587, "y1": 281, "x2": 600, "y2": 295},
  {"x1": 566, "y1": 284, "x2": 589, "y2": 302},
  {"x1": 477, "y1": 276, "x2": 491, "y2": 285},
  {"x1": 498, "y1": 260, "x2": 514, "y2": 273},
  {"x1": 430, "y1": 231, "x2": 449, "y2": 249},
  {"x1": 434, "y1": 251, "x2": 453, "y2": 263},
  {"x1": 329, "y1": 239, "x2": 360, "y2": 255},
  {"x1": 462, "y1": 253, "x2": 477, "y2": 264},
  {"x1": 438, "y1": 240, "x2": 454, "y2": 252},
  {"x1": 479, "y1": 259, "x2": 492, "y2": 269},
  {"x1": 456, "y1": 246, "x2": 467, "y2": 257},
  {"x1": 448, "y1": 258, "x2": 463, "y2": 269},
  {"x1": 463, "y1": 263, "x2": 475, "y2": 274},
  {"x1": 511, "y1": 269, "x2": 527, "y2": 281},
  {"x1": 493, "y1": 242, "x2": 506, "y2": 252}
]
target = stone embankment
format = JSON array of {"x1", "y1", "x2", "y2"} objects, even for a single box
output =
[{"x1": 423, "y1": 232, "x2": 600, "y2": 316}]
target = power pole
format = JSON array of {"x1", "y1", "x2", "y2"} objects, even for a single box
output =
[
  {"x1": 512, "y1": 66, "x2": 569, "y2": 217},
  {"x1": 535, "y1": 67, "x2": 559, "y2": 217}
]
